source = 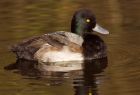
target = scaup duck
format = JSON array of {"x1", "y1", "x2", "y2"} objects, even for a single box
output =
[{"x1": 11, "y1": 9, "x2": 109, "y2": 63}]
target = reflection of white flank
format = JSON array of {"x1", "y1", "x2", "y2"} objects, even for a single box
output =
[{"x1": 38, "y1": 61, "x2": 83, "y2": 72}]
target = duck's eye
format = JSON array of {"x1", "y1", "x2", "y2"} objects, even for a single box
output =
[{"x1": 86, "y1": 19, "x2": 90, "y2": 23}]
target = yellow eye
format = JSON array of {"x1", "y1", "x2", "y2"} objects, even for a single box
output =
[{"x1": 86, "y1": 19, "x2": 90, "y2": 23}]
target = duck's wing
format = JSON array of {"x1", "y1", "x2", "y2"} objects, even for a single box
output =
[
  {"x1": 55, "y1": 31, "x2": 83, "y2": 46},
  {"x1": 11, "y1": 31, "x2": 83, "y2": 61},
  {"x1": 11, "y1": 36, "x2": 48, "y2": 60},
  {"x1": 42, "y1": 31, "x2": 83, "y2": 46}
]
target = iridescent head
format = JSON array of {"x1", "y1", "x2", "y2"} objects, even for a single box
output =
[{"x1": 71, "y1": 9, "x2": 109, "y2": 35}]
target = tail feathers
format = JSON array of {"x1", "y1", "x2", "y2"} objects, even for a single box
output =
[
  {"x1": 10, "y1": 44, "x2": 18, "y2": 52},
  {"x1": 10, "y1": 43, "x2": 39, "y2": 61}
]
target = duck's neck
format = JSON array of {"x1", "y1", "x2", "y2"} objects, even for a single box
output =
[
  {"x1": 72, "y1": 26, "x2": 88, "y2": 36},
  {"x1": 71, "y1": 19, "x2": 87, "y2": 36}
]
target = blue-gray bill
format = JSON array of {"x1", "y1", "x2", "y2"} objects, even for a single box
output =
[{"x1": 93, "y1": 24, "x2": 109, "y2": 34}]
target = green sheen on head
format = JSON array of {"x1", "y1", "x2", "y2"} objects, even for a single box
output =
[{"x1": 71, "y1": 9, "x2": 109, "y2": 36}]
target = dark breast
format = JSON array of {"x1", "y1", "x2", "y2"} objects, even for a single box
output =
[{"x1": 82, "y1": 34, "x2": 107, "y2": 59}]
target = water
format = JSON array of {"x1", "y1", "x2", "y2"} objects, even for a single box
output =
[{"x1": 0, "y1": 0, "x2": 140, "y2": 95}]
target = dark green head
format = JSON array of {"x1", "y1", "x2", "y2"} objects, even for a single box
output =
[{"x1": 71, "y1": 9, "x2": 109, "y2": 36}]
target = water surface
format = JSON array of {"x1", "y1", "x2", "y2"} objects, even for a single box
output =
[{"x1": 0, "y1": 0, "x2": 140, "y2": 95}]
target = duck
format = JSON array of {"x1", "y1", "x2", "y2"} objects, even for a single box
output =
[{"x1": 11, "y1": 9, "x2": 109, "y2": 63}]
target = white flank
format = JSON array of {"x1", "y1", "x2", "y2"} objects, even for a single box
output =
[{"x1": 40, "y1": 46, "x2": 83, "y2": 63}]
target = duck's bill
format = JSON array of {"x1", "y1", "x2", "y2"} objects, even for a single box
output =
[{"x1": 92, "y1": 24, "x2": 109, "y2": 34}]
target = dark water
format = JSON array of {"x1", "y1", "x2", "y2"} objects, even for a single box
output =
[{"x1": 0, "y1": 0, "x2": 140, "y2": 95}]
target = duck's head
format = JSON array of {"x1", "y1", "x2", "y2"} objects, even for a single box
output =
[{"x1": 71, "y1": 9, "x2": 109, "y2": 35}]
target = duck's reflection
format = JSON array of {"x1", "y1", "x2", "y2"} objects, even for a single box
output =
[
  {"x1": 4, "y1": 59, "x2": 41, "y2": 77},
  {"x1": 4, "y1": 57, "x2": 108, "y2": 94},
  {"x1": 73, "y1": 57, "x2": 108, "y2": 95}
]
